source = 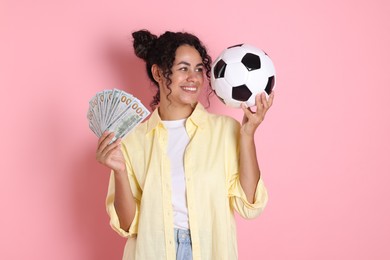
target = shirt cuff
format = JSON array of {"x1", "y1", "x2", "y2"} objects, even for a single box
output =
[
  {"x1": 106, "y1": 199, "x2": 139, "y2": 238},
  {"x1": 230, "y1": 177, "x2": 269, "y2": 219}
]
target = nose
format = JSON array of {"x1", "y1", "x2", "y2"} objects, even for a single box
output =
[
  {"x1": 186, "y1": 70, "x2": 196, "y2": 82},
  {"x1": 186, "y1": 69, "x2": 203, "y2": 84}
]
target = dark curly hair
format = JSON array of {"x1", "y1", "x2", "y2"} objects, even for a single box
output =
[{"x1": 132, "y1": 29, "x2": 212, "y2": 109}]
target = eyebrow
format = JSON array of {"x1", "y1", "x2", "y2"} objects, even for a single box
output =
[{"x1": 176, "y1": 61, "x2": 204, "y2": 67}]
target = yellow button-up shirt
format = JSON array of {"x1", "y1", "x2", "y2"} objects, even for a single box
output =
[{"x1": 106, "y1": 103, "x2": 268, "y2": 260}]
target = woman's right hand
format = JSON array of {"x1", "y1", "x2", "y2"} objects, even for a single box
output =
[{"x1": 96, "y1": 132, "x2": 126, "y2": 173}]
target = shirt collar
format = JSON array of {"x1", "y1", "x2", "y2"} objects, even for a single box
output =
[
  {"x1": 187, "y1": 103, "x2": 207, "y2": 129},
  {"x1": 146, "y1": 103, "x2": 207, "y2": 133}
]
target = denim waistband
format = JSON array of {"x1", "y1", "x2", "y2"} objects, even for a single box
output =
[{"x1": 174, "y1": 228, "x2": 191, "y2": 243}]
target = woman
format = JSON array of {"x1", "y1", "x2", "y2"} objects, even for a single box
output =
[{"x1": 96, "y1": 29, "x2": 274, "y2": 260}]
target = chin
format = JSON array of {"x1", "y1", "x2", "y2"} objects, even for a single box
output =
[
  {"x1": 185, "y1": 99, "x2": 199, "y2": 106},
  {"x1": 179, "y1": 96, "x2": 199, "y2": 105}
]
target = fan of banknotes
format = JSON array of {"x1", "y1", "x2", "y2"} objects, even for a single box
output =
[{"x1": 87, "y1": 89, "x2": 150, "y2": 142}]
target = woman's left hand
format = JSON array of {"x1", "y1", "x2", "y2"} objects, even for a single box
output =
[{"x1": 240, "y1": 91, "x2": 275, "y2": 136}]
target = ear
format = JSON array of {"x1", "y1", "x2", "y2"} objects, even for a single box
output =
[{"x1": 151, "y1": 64, "x2": 162, "y2": 83}]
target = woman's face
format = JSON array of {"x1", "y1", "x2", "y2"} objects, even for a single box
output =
[{"x1": 159, "y1": 44, "x2": 205, "y2": 107}]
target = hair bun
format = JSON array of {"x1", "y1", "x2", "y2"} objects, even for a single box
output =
[{"x1": 132, "y1": 29, "x2": 157, "y2": 61}]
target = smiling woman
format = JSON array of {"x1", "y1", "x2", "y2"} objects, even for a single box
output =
[
  {"x1": 152, "y1": 45, "x2": 206, "y2": 119},
  {"x1": 95, "y1": 29, "x2": 274, "y2": 260}
]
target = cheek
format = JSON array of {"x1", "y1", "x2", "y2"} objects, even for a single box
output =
[
  {"x1": 170, "y1": 74, "x2": 184, "y2": 84},
  {"x1": 198, "y1": 74, "x2": 205, "y2": 84}
]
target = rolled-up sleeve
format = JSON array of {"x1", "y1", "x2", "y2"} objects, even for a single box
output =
[
  {"x1": 225, "y1": 118, "x2": 268, "y2": 219},
  {"x1": 228, "y1": 176, "x2": 268, "y2": 219},
  {"x1": 105, "y1": 149, "x2": 142, "y2": 237}
]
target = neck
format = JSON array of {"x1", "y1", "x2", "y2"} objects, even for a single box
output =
[{"x1": 158, "y1": 102, "x2": 197, "y2": 120}]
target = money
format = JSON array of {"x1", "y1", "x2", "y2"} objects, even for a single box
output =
[{"x1": 87, "y1": 89, "x2": 150, "y2": 141}]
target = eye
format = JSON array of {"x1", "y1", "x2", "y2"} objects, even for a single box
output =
[
  {"x1": 195, "y1": 67, "x2": 204, "y2": 73},
  {"x1": 179, "y1": 67, "x2": 188, "y2": 71}
]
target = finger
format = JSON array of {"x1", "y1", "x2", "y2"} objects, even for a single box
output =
[
  {"x1": 241, "y1": 102, "x2": 255, "y2": 118},
  {"x1": 97, "y1": 143, "x2": 121, "y2": 165},
  {"x1": 260, "y1": 92, "x2": 268, "y2": 108},
  {"x1": 254, "y1": 93, "x2": 265, "y2": 113},
  {"x1": 240, "y1": 103, "x2": 249, "y2": 125},
  {"x1": 100, "y1": 137, "x2": 122, "y2": 158},
  {"x1": 97, "y1": 132, "x2": 116, "y2": 153},
  {"x1": 97, "y1": 142, "x2": 121, "y2": 164},
  {"x1": 261, "y1": 91, "x2": 274, "y2": 116},
  {"x1": 97, "y1": 132, "x2": 115, "y2": 153},
  {"x1": 97, "y1": 131, "x2": 110, "y2": 147},
  {"x1": 267, "y1": 91, "x2": 275, "y2": 108},
  {"x1": 103, "y1": 146, "x2": 121, "y2": 162}
]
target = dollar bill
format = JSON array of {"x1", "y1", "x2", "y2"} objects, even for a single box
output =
[
  {"x1": 88, "y1": 94, "x2": 101, "y2": 136},
  {"x1": 106, "y1": 98, "x2": 149, "y2": 142},
  {"x1": 87, "y1": 88, "x2": 150, "y2": 140}
]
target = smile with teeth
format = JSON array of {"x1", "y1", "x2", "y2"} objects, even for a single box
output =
[{"x1": 181, "y1": 86, "x2": 197, "y2": 92}]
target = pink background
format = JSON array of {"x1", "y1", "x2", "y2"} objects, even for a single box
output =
[{"x1": 1, "y1": 0, "x2": 389, "y2": 259}]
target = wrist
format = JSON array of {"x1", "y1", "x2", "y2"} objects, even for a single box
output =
[
  {"x1": 114, "y1": 169, "x2": 128, "y2": 178},
  {"x1": 240, "y1": 130, "x2": 255, "y2": 140}
]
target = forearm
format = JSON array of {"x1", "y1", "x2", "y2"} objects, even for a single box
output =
[
  {"x1": 239, "y1": 134, "x2": 261, "y2": 204},
  {"x1": 113, "y1": 170, "x2": 136, "y2": 231}
]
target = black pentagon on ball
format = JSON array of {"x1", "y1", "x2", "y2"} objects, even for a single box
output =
[
  {"x1": 232, "y1": 84, "x2": 252, "y2": 101},
  {"x1": 264, "y1": 76, "x2": 275, "y2": 95},
  {"x1": 213, "y1": 59, "x2": 227, "y2": 78},
  {"x1": 241, "y1": 53, "x2": 261, "y2": 71}
]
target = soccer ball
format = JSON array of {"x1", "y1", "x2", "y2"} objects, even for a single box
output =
[{"x1": 211, "y1": 43, "x2": 276, "y2": 108}]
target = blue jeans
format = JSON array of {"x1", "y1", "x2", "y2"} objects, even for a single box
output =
[{"x1": 174, "y1": 228, "x2": 192, "y2": 260}]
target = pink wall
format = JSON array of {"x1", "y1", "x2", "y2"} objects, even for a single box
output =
[{"x1": 1, "y1": 0, "x2": 389, "y2": 259}]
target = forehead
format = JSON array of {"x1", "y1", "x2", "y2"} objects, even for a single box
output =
[{"x1": 174, "y1": 45, "x2": 202, "y2": 64}]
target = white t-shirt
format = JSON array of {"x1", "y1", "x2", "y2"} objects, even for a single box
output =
[{"x1": 162, "y1": 119, "x2": 190, "y2": 230}]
